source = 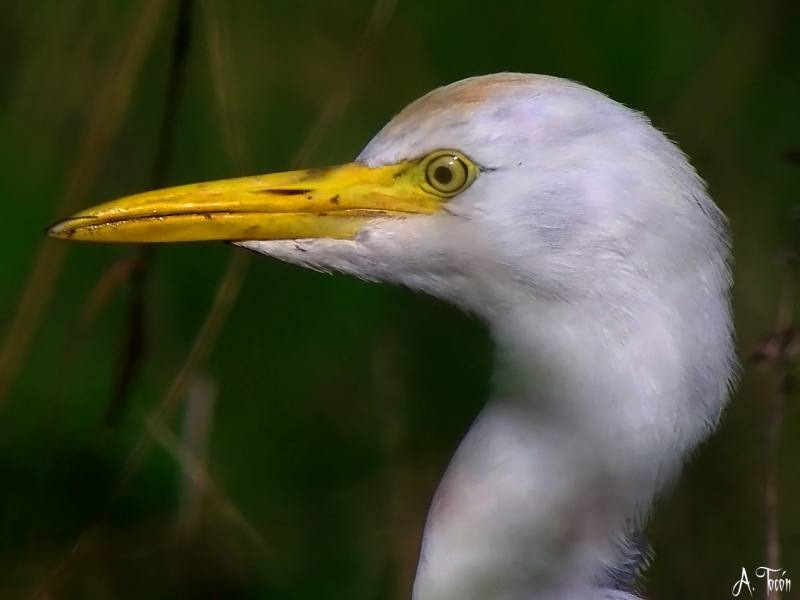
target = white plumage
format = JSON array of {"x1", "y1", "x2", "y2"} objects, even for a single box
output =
[
  {"x1": 241, "y1": 74, "x2": 736, "y2": 600},
  {"x1": 50, "y1": 73, "x2": 737, "y2": 600}
]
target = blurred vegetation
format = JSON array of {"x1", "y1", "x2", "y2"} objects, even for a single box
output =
[{"x1": 1, "y1": 0, "x2": 799, "y2": 599}]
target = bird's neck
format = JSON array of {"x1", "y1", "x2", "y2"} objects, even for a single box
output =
[{"x1": 413, "y1": 300, "x2": 698, "y2": 600}]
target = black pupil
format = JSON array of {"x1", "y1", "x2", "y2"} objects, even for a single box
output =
[{"x1": 434, "y1": 164, "x2": 454, "y2": 185}]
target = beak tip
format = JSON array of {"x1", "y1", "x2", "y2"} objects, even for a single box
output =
[
  {"x1": 46, "y1": 214, "x2": 104, "y2": 239},
  {"x1": 45, "y1": 221, "x2": 66, "y2": 239},
  {"x1": 45, "y1": 218, "x2": 78, "y2": 239}
]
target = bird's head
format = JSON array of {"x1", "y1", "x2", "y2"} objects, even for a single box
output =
[{"x1": 47, "y1": 73, "x2": 729, "y2": 322}]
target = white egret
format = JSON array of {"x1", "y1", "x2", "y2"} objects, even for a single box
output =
[{"x1": 48, "y1": 73, "x2": 736, "y2": 600}]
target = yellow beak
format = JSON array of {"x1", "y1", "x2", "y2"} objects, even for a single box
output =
[{"x1": 46, "y1": 161, "x2": 444, "y2": 243}]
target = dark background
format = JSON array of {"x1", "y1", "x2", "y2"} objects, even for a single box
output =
[{"x1": 1, "y1": 1, "x2": 799, "y2": 598}]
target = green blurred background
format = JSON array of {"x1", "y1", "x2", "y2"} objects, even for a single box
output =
[{"x1": 1, "y1": 0, "x2": 799, "y2": 598}]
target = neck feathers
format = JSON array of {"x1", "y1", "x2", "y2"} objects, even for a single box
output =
[{"x1": 413, "y1": 293, "x2": 734, "y2": 600}]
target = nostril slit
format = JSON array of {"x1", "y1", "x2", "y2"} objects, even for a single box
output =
[{"x1": 257, "y1": 189, "x2": 311, "y2": 196}]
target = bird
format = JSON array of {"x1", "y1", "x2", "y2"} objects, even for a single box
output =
[{"x1": 47, "y1": 73, "x2": 736, "y2": 600}]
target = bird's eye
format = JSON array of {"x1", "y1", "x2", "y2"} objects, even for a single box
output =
[{"x1": 423, "y1": 152, "x2": 472, "y2": 196}]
